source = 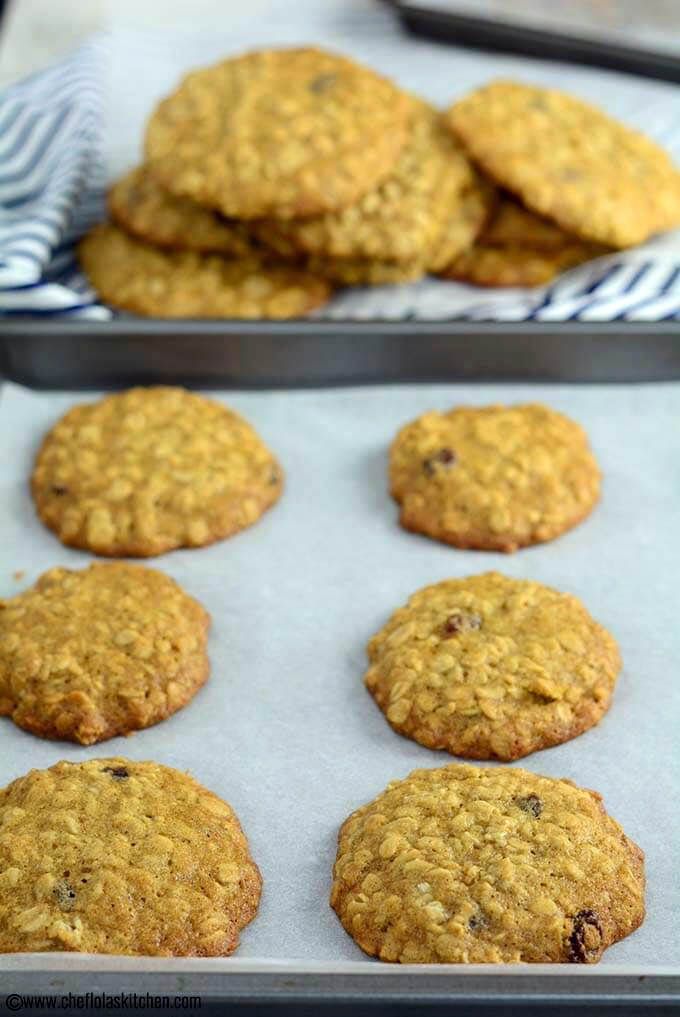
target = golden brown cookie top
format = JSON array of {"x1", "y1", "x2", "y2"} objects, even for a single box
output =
[
  {"x1": 331, "y1": 763, "x2": 644, "y2": 963},
  {"x1": 0, "y1": 758, "x2": 261, "y2": 955},
  {"x1": 253, "y1": 105, "x2": 474, "y2": 262},
  {"x1": 390, "y1": 402, "x2": 601, "y2": 551},
  {"x1": 365, "y1": 572, "x2": 620, "y2": 760},
  {"x1": 145, "y1": 46, "x2": 412, "y2": 219},
  {"x1": 32, "y1": 386, "x2": 283, "y2": 557},
  {"x1": 108, "y1": 166, "x2": 256, "y2": 255},
  {"x1": 78, "y1": 223, "x2": 332, "y2": 319},
  {"x1": 447, "y1": 80, "x2": 680, "y2": 248},
  {"x1": 0, "y1": 563, "x2": 210, "y2": 744}
]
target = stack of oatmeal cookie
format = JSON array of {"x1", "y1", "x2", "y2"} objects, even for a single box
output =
[{"x1": 79, "y1": 47, "x2": 680, "y2": 316}]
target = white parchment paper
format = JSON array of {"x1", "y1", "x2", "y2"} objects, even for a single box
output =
[{"x1": 0, "y1": 380, "x2": 678, "y2": 968}]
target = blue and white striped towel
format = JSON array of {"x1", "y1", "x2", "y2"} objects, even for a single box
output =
[{"x1": 1, "y1": 24, "x2": 680, "y2": 322}]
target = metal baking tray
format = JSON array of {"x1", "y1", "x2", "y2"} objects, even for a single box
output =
[
  {"x1": 389, "y1": 1, "x2": 680, "y2": 84},
  {"x1": 0, "y1": 377, "x2": 678, "y2": 1014},
  {"x1": 1, "y1": 320, "x2": 680, "y2": 389}
]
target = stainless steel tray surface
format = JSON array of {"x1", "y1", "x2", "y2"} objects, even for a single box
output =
[
  {"x1": 0, "y1": 379, "x2": 678, "y2": 1010},
  {"x1": 2, "y1": 321, "x2": 680, "y2": 389}
]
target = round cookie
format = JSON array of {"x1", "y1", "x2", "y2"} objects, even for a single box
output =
[
  {"x1": 446, "y1": 80, "x2": 680, "y2": 248},
  {"x1": 331, "y1": 763, "x2": 644, "y2": 963},
  {"x1": 253, "y1": 104, "x2": 474, "y2": 263},
  {"x1": 0, "y1": 758, "x2": 261, "y2": 955},
  {"x1": 0, "y1": 563, "x2": 210, "y2": 744},
  {"x1": 32, "y1": 386, "x2": 283, "y2": 557},
  {"x1": 78, "y1": 223, "x2": 331, "y2": 319},
  {"x1": 365, "y1": 572, "x2": 620, "y2": 760},
  {"x1": 389, "y1": 402, "x2": 601, "y2": 551},
  {"x1": 108, "y1": 166, "x2": 256, "y2": 255},
  {"x1": 145, "y1": 46, "x2": 412, "y2": 219}
]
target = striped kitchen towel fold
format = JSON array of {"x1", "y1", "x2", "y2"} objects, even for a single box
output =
[{"x1": 1, "y1": 29, "x2": 680, "y2": 322}]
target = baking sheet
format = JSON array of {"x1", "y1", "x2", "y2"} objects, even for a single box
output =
[{"x1": 0, "y1": 379, "x2": 678, "y2": 969}]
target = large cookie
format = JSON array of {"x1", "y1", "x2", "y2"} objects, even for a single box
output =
[
  {"x1": 365, "y1": 572, "x2": 620, "y2": 760},
  {"x1": 78, "y1": 223, "x2": 331, "y2": 319},
  {"x1": 108, "y1": 166, "x2": 256, "y2": 255},
  {"x1": 389, "y1": 403, "x2": 601, "y2": 551},
  {"x1": 331, "y1": 763, "x2": 644, "y2": 963},
  {"x1": 145, "y1": 46, "x2": 412, "y2": 219},
  {"x1": 447, "y1": 80, "x2": 680, "y2": 248},
  {"x1": 253, "y1": 105, "x2": 474, "y2": 263},
  {"x1": 32, "y1": 386, "x2": 283, "y2": 557},
  {"x1": 0, "y1": 758, "x2": 261, "y2": 955},
  {"x1": 0, "y1": 563, "x2": 210, "y2": 744}
]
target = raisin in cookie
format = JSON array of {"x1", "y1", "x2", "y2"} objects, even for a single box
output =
[
  {"x1": 0, "y1": 563, "x2": 209, "y2": 744},
  {"x1": 389, "y1": 403, "x2": 601, "y2": 551},
  {"x1": 79, "y1": 223, "x2": 331, "y2": 319},
  {"x1": 365, "y1": 572, "x2": 620, "y2": 760},
  {"x1": 447, "y1": 80, "x2": 680, "y2": 248},
  {"x1": 32, "y1": 386, "x2": 283, "y2": 557},
  {"x1": 0, "y1": 758, "x2": 261, "y2": 955},
  {"x1": 331, "y1": 763, "x2": 644, "y2": 963},
  {"x1": 145, "y1": 46, "x2": 411, "y2": 219}
]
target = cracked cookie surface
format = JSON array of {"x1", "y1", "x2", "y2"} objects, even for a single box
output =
[
  {"x1": 145, "y1": 46, "x2": 411, "y2": 219},
  {"x1": 0, "y1": 758, "x2": 261, "y2": 955},
  {"x1": 32, "y1": 386, "x2": 283, "y2": 557},
  {"x1": 446, "y1": 80, "x2": 680, "y2": 248},
  {"x1": 79, "y1": 223, "x2": 331, "y2": 319},
  {"x1": 0, "y1": 563, "x2": 209, "y2": 744},
  {"x1": 108, "y1": 166, "x2": 256, "y2": 255},
  {"x1": 389, "y1": 402, "x2": 601, "y2": 551},
  {"x1": 365, "y1": 572, "x2": 620, "y2": 760},
  {"x1": 331, "y1": 763, "x2": 644, "y2": 963}
]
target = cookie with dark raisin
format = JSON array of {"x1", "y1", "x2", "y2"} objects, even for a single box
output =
[
  {"x1": 0, "y1": 759, "x2": 261, "y2": 955},
  {"x1": 331, "y1": 763, "x2": 645, "y2": 963},
  {"x1": 365, "y1": 572, "x2": 620, "y2": 760},
  {"x1": 389, "y1": 403, "x2": 601, "y2": 551}
]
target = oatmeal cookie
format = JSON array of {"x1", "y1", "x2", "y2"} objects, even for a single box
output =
[
  {"x1": 79, "y1": 223, "x2": 331, "y2": 319},
  {"x1": 32, "y1": 386, "x2": 283, "y2": 557},
  {"x1": 145, "y1": 46, "x2": 412, "y2": 219},
  {"x1": 389, "y1": 402, "x2": 601, "y2": 551},
  {"x1": 446, "y1": 80, "x2": 680, "y2": 248},
  {"x1": 0, "y1": 563, "x2": 209, "y2": 744},
  {"x1": 0, "y1": 758, "x2": 261, "y2": 955},
  {"x1": 331, "y1": 763, "x2": 644, "y2": 963},
  {"x1": 365, "y1": 572, "x2": 620, "y2": 760}
]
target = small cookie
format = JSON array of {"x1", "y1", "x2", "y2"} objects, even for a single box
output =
[
  {"x1": 447, "y1": 80, "x2": 680, "y2": 248},
  {"x1": 79, "y1": 223, "x2": 331, "y2": 319},
  {"x1": 331, "y1": 763, "x2": 644, "y2": 963},
  {"x1": 32, "y1": 386, "x2": 283, "y2": 557},
  {"x1": 365, "y1": 572, "x2": 620, "y2": 760},
  {"x1": 0, "y1": 758, "x2": 261, "y2": 955},
  {"x1": 390, "y1": 403, "x2": 601, "y2": 551},
  {"x1": 108, "y1": 166, "x2": 256, "y2": 255},
  {"x1": 253, "y1": 104, "x2": 474, "y2": 264},
  {"x1": 0, "y1": 563, "x2": 210, "y2": 744},
  {"x1": 145, "y1": 46, "x2": 412, "y2": 219},
  {"x1": 443, "y1": 241, "x2": 601, "y2": 288}
]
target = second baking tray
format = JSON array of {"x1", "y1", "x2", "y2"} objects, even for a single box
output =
[
  {"x1": 1, "y1": 320, "x2": 680, "y2": 388},
  {"x1": 0, "y1": 379, "x2": 678, "y2": 1011}
]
